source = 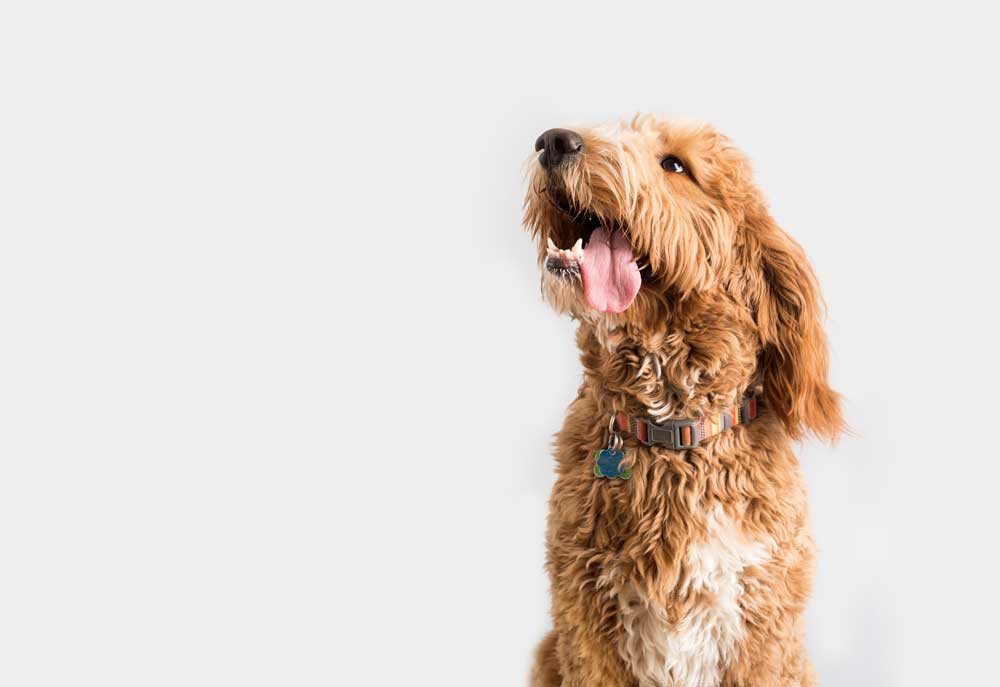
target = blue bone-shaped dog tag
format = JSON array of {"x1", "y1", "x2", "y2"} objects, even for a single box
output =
[{"x1": 594, "y1": 448, "x2": 632, "y2": 479}]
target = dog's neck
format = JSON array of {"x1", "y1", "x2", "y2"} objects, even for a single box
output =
[{"x1": 576, "y1": 298, "x2": 761, "y2": 422}]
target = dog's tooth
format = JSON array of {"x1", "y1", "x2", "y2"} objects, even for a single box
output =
[
  {"x1": 572, "y1": 238, "x2": 583, "y2": 255},
  {"x1": 547, "y1": 237, "x2": 557, "y2": 250}
]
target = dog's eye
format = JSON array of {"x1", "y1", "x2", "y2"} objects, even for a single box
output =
[{"x1": 661, "y1": 155, "x2": 686, "y2": 174}]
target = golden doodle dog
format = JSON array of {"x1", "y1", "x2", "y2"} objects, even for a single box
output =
[{"x1": 523, "y1": 115, "x2": 842, "y2": 687}]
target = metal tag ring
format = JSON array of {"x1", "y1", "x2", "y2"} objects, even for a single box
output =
[{"x1": 608, "y1": 431, "x2": 623, "y2": 453}]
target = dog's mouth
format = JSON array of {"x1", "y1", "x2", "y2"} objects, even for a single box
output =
[{"x1": 543, "y1": 189, "x2": 645, "y2": 314}]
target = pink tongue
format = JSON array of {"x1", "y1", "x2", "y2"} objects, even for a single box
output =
[{"x1": 580, "y1": 228, "x2": 641, "y2": 313}]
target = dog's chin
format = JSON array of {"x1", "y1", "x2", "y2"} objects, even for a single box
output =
[{"x1": 538, "y1": 189, "x2": 651, "y2": 315}]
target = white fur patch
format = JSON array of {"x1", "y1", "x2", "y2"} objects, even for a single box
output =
[{"x1": 615, "y1": 507, "x2": 771, "y2": 687}]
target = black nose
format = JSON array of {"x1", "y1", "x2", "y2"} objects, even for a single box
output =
[{"x1": 534, "y1": 128, "x2": 583, "y2": 169}]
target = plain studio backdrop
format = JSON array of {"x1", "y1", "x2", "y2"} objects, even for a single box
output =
[{"x1": 2, "y1": 2, "x2": 999, "y2": 685}]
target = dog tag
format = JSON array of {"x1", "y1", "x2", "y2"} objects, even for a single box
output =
[{"x1": 593, "y1": 448, "x2": 632, "y2": 480}]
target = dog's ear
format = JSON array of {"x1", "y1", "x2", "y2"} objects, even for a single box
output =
[{"x1": 741, "y1": 206, "x2": 843, "y2": 441}]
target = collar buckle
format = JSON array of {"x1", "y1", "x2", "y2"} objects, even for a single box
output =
[{"x1": 643, "y1": 418, "x2": 700, "y2": 449}]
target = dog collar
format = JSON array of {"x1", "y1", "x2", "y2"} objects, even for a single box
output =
[{"x1": 614, "y1": 395, "x2": 761, "y2": 450}]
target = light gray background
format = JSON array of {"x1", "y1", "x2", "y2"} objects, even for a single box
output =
[{"x1": 1, "y1": 2, "x2": 998, "y2": 686}]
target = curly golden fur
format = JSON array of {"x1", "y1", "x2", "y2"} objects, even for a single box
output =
[{"x1": 523, "y1": 115, "x2": 842, "y2": 687}]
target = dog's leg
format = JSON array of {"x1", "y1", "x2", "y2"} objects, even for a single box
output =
[
  {"x1": 721, "y1": 631, "x2": 816, "y2": 687},
  {"x1": 531, "y1": 625, "x2": 635, "y2": 687},
  {"x1": 529, "y1": 632, "x2": 561, "y2": 687},
  {"x1": 722, "y1": 548, "x2": 818, "y2": 687}
]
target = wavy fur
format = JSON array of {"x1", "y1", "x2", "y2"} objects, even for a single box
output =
[{"x1": 523, "y1": 115, "x2": 842, "y2": 687}]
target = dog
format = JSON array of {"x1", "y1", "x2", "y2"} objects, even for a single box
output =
[{"x1": 523, "y1": 115, "x2": 842, "y2": 687}]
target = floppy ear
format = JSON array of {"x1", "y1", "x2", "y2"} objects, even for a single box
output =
[{"x1": 742, "y1": 206, "x2": 843, "y2": 441}]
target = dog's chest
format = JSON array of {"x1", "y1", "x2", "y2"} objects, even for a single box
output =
[{"x1": 613, "y1": 507, "x2": 770, "y2": 687}]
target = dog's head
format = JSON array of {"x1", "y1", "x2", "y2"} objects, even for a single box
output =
[{"x1": 523, "y1": 115, "x2": 842, "y2": 440}]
